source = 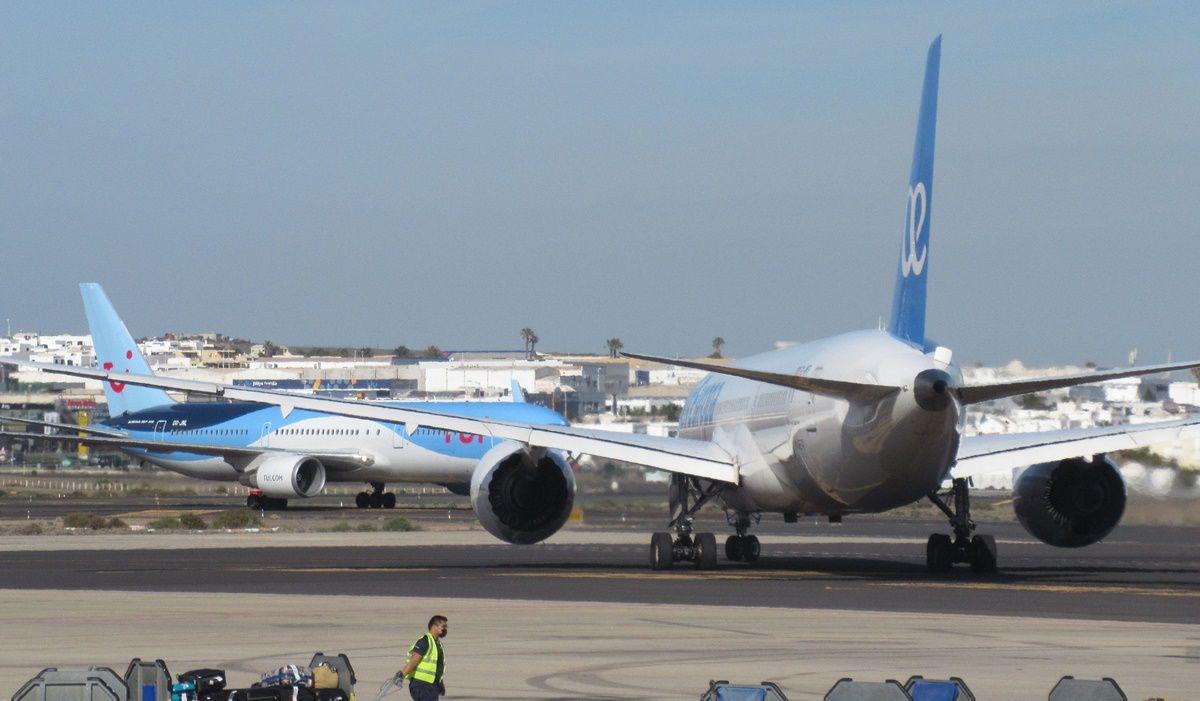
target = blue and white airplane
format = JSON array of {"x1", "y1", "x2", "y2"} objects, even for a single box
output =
[
  {"x1": 2, "y1": 283, "x2": 569, "y2": 517},
  {"x1": 9, "y1": 37, "x2": 1200, "y2": 570}
]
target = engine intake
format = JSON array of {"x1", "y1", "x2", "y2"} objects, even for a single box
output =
[
  {"x1": 470, "y1": 441, "x2": 576, "y2": 545},
  {"x1": 241, "y1": 454, "x2": 326, "y2": 499},
  {"x1": 1013, "y1": 455, "x2": 1125, "y2": 548}
]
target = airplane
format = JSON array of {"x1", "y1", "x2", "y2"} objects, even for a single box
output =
[
  {"x1": 0, "y1": 283, "x2": 570, "y2": 513},
  {"x1": 7, "y1": 36, "x2": 1200, "y2": 571}
]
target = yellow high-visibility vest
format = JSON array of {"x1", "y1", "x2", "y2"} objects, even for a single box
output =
[{"x1": 406, "y1": 633, "x2": 442, "y2": 684}]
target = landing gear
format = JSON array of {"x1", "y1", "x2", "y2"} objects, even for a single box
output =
[
  {"x1": 648, "y1": 474, "x2": 723, "y2": 570},
  {"x1": 723, "y1": 511, "x2": 761, "y2": 562},
  {"x1": 356, "y1": 483, "x2": 397, "y2": 509},
  {"x1": 926, "y1": 477, "x2": 998, "y2": 573},
  {"x1": 246, "y1": 490, "x2": 287, "y2": 511}
]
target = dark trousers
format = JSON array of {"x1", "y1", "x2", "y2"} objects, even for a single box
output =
[{"x1": 408, "y1": 679, "x2": 439, "y2": 701}]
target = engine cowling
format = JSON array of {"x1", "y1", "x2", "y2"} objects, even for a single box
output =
[
  {"x1": 241, "y1": 454, "x2": 327, "y2": 498},
  {"x1": 1013, "y1": 455, "x2": 1125, "y2": 548},
  {"x1": 470, "y1": 441, "x2": 576, "y2": 545}
]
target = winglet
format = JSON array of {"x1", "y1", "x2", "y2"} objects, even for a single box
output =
[
  {"x1": 887, "y1": 36, "x2": 940, "y2": 348},
  {"x1": 510, "y1": 379, "x2": 526, "y2": 403}
]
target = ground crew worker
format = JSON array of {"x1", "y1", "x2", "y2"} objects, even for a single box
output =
[{"x1": 395, "y1": 615, "x2": 447, "y2": 700}]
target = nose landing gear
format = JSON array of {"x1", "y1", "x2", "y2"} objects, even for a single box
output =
[
  {"x1": 926, "y1": 477, "x2": 998, "y2": 573},
  {"x1": 649, "y1": 475, "x2": 722, "y2": 570}
]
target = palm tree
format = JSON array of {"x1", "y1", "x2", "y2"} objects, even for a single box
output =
[
  {"x1": 358, "y1": 346, "x2": 373, "y2": 359},
  {"x1": 521, "y1": 327, "x2": 537, "y2": 359},
  {"x1": 710, "y1": 336, "x2": 725, "y2": 359},
  {"x1": 529, "y1": 333, "x2": 539, "y2": 358},
  {"x1": 606, "y1": 337, "x2": 624, "y2": 358},
  {"x1": 393, "y1": 345, "x2": 411, "y2": 358},
  {"x1": 261, "y1": 341, "x2": 279, "y2": 358}
]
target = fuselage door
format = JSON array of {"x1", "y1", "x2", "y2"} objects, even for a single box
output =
[
  {"x1": 260, "y1": 422, "x2": 271, "y2": 448},
  {"x1": 153, "y1": 420, "x2": 167, "y2": 441},
  {"x1": 392, "y1": 423, "x2": 405, "y2": 449}
]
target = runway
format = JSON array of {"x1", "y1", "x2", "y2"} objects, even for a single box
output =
[{"x1": 2, "y1": 520, "x2": 1198, "y2": 624}]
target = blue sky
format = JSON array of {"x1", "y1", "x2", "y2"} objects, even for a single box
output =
[{"x1": 1, "y1": 2, "x2": 1196, "y2": 365}]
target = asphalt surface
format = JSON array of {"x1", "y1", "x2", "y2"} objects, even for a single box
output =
[{"x1": 2, "y1": 519, "x2": 1198, "y2": 625}]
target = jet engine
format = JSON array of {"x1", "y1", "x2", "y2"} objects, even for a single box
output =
[
  {"x1": 1013, "y1": 455, "x2": 1125, "y2": 548},
  {"x1": 470, "y1": 441, "x2": 576, "y2": 545},
  {"x1": 241, "y1": 454, "x2": 326, "y2": 498}
]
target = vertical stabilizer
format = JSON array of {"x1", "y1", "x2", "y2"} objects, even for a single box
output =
[
  {"x1": 80, "y1": 283, "x2": 175, "y2": 415},
  {"x1": 887, "y1": 36, "x2": 940, "y2": 348}
]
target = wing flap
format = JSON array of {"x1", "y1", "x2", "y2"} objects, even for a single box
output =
[{"x1": 952, "y1": 417, "x2": 1200, "y2": 479}]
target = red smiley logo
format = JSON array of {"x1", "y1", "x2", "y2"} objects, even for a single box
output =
[{"x1": 102, "y1": 357, "x2": 129, "y2": 393}]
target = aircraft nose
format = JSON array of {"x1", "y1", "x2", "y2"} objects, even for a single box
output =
[{"x1": 913, "y1": 368, "x2": 954, "y2": 411}]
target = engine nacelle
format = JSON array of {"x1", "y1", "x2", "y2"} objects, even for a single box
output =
[
  {"x1": 470, "y1": 441, "x2": 576, "y2": 545},
  {"x1": 241, "y1": 454, "x2": 326, "y2": 498},
  {"x1": 1013, "y1": 455, "x2": 1125, "y2": 548}
]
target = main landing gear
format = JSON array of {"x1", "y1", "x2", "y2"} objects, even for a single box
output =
[
  {"x1": 925, "y1": 477, "x2": 997, "y2": 573},
  {"x1": 649, "y1": 474, "x2": 723, "y2": 570},
  {"x1": 246, "y1": 489, "x2": 287, "y2": 510},
  {"x1": 355, "y1": 482, "x2": 397, "y2": 509},
  {"x1": 723, "y1": 511, "x2": 761, "y2": 563}
]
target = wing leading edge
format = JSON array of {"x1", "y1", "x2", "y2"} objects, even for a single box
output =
[{"x1": 1, "y1": 360, "x2": 738, "y2": 484}]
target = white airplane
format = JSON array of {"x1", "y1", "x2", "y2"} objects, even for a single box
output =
[{"x1": 8, "y1": 36, "x2": 1200, "y2": 571}]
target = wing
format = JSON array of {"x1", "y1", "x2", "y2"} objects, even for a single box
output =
[
  {"x1": 956, "y1": 360, "x2": 1200, "y2": 404},
  {"x1": 952, "y1": 416, "x2": 1200, "y2": 479},
  {"x1": 0, "y1": 430, "x2": 378, "y2": 472},
  {"x1": 0, "y1": 414, "x2": 127, "y2": 437},
  {"x1": 0, "y1": 360, "x2": 738, "y2": 483}
]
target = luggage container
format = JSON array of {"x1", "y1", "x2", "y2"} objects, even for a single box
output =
[
  {"x1": 124, "y1": 660, "x2": 172, "y2": 701},
  {"x1": 903, "y1": 676, "x2": 975, "y2": 701},
  {"x1": 698, "y1": 679, "x2": 788, "y2": 701},
  {"x1": 1047, "y1": 676, "x2": 1126, "y2": 701},
  {"x1": 307, "y1": 653, "x2": 355, "y2": 701},
  {"x1": 11, "y1": 667, "x2": 128, "y2": 701},
  {"x1": 824, "y1": 678, "x2": 912, "y2": 701}
]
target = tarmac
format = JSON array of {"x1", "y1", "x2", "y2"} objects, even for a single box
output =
[{"x1": 1, "y1": 522, "x2": 1199, "y2": 699}]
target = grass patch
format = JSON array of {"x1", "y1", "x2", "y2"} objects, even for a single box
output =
[
  {"x1": 179, "y1": 512, "x2": 207, "y2": 530},
  {"x1": 148, "y1": 516, "x2": 182, "y2": 530},
  {"x1": 353, "y1": 522, "x2": 377, "y2": 532},
  {"x1": 382, "y1": 516, "x2": 420, "y2": 532},
  {"x1": 212, "y1": 510, "x2": 261, "y2": 529},
  {"x1": 15, "y1": 522, "x2": 43, "y2": 535},
  {"x1": 329, "y1": 521, "x2": 353, "y2": 532},
  {"x1": 62, "y1": 512, "x2": 125, "y2": 530}
]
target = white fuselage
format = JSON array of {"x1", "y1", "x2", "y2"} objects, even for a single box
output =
[{"x1": 677, "y1": 330, "x2": 963, "y2": 515}]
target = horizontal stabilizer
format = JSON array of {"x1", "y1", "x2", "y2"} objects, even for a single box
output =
[
  {"x1": 957, "y1": 359, "x2": 1200, "y2": 405},
  {"x1": 621, "y1": 352, "x2": 900, "y2": 402}
]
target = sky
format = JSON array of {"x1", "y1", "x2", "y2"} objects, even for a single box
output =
[{"x1": 1, "y1": 2, "x2": 1197, "y2": 366}]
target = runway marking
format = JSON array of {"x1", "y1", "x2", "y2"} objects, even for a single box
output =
[
  {"x1": 496, "y1": 570, "x2": 832, "y2": 581},
  {"x1": 872, "y1": 581, "x2": 1200, "y2": 598},
  {"x1": 233, "y1": 566, "x2": 435, "y2": 573}
]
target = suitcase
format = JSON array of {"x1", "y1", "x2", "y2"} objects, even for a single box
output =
[
  {"x1": 199, "y1": 692, "x2": 231, "y2": 701},
  {"x1": 314, "y1": 690, "x2": 346, "y2": 701},
  {"x1": 179, "y1": 671, "x2": 227, "y2": 694},
  {"x1": 229, "y1": 688, "x2": 285, "y2": 701}
]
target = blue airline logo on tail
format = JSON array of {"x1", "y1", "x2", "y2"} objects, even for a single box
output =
[{"x1": 901, "y1": 182, "x2": 928, "y2": 278}]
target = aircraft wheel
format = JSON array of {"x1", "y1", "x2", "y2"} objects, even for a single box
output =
[
  {"x1": 725, "y1": 535, "x2": 744, "y2": 561},
  {"x1": 695, "y1": 532, "x2": 717, "y2": 569},
  {"x1": 369, "y1": 492, "x2": 383, "y2": 508},
  {"x1": 247, "y1": 495, "x2": 262, "y2": 510},
  {"x1": 742, "y1": 535, "x2": 761, "y2": 562},
  {"x1": 383, "y1": 492, "x2": 397, "y2": 509},
  {"x1": 355, "y1": 492, "x2": 370, "y2": 509},
  {"x1": 926, "y1": 533, "x2": 953, "y2": 572},
  {"x1": 650, "y1": 532, "x2": 674, "y2": 570},
  {"x1": 970, "y1": 534, "x2": 998, "y2": 573}
]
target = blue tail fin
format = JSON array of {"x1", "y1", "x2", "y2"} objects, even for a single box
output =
[
  {"x1": 887, "y1": 36, "x2": 941, "y2": 348},
  {"x1": 80, "y1": 283, "x2": 175, "y2": 415}
]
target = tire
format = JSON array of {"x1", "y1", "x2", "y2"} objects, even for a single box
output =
[
  {"x1": 383, "y1": 492, "x2": 397, "y2": 509},
  {"x1": 247, "y1": 495, "x2": 261, "y2": 510},
  {"x1": 926, "y1": 533, "x2": 953, "y2": 572},
  {"x1": 355, "y1": 492, "x2": 370, "y2": 509},
  {"x1": 369, "y1": 492, "x2": 383, "y2": 508},
  {"x1": 650, "y1": 532, "x2": 674, "y2": 570},
  {"x1": 742, "y1": 535, "x2": 761, "y2": 562},
  {"x1": 970, "y1": 534, "x2": 998, "y2": 573},
  {"x1": 725, "y1": 535, "x2": 743, "y2": 561},
  {"x1": 695, "y1": 532, "x2": 717, "y2": 569}
]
